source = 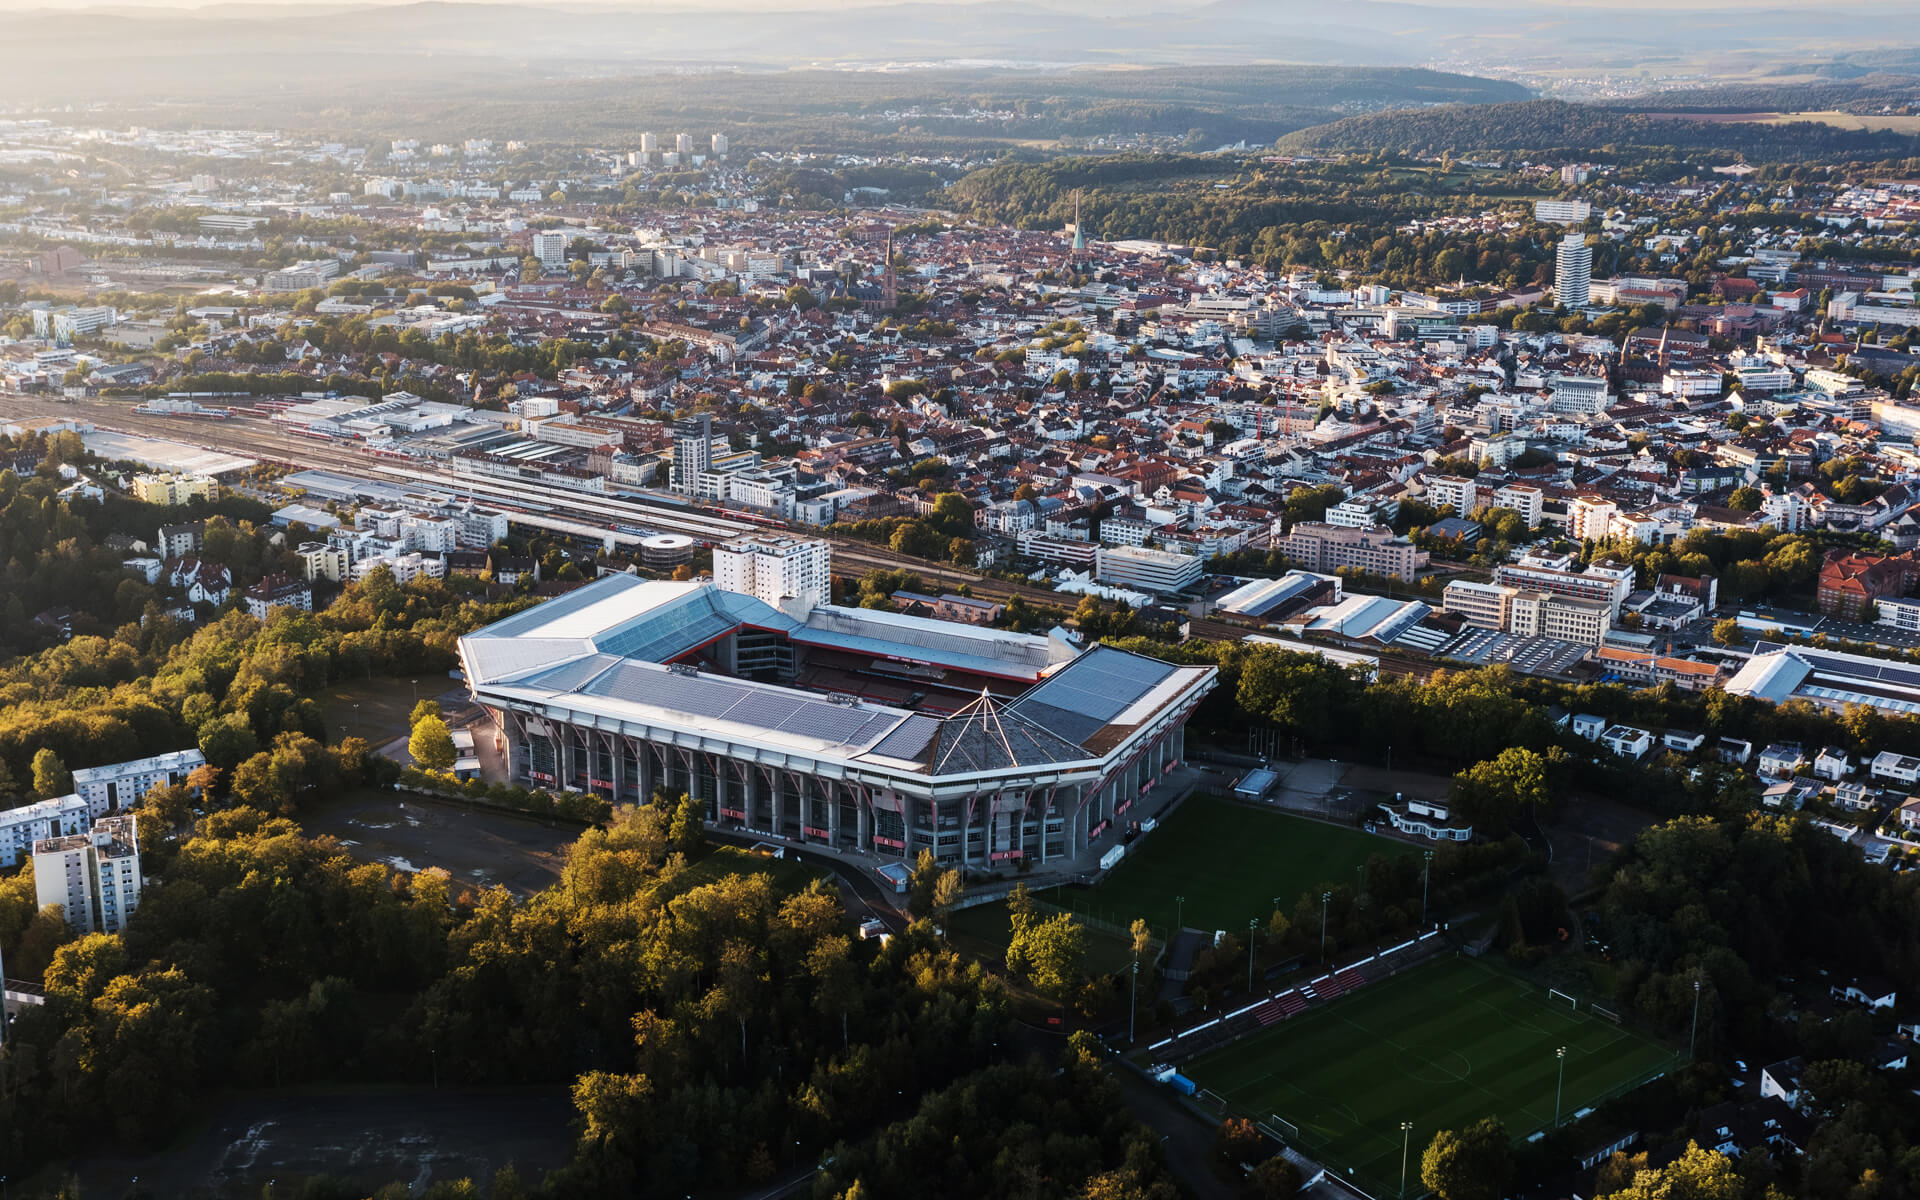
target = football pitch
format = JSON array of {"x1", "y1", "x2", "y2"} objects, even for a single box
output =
[
  {"x1": 1185, "y1": 957, "x2": 1675, "y2": 1194},
  {"x1": 1052, "y1": 792, "x2": 1394, "y2": 934}
]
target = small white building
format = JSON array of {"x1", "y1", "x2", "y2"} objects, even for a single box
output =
[
  {"x1": 1813, "y1": 747, "x2": 1851, "y2": 783},
  {"x1": 1872, "y1": 751, "x2": 1920, "y2": 786},
  {"x1": 1663, "y1": 730, "x2": 1706, "y2": 754},
  {"x1": 1571, "y1": 713, "x2": 1606, "y2": 741},
  {"x1": 1379, "y1": 796, "x2": 1472, "y2": 842},
  {"x1": 1601, "y1": 725, "x2": 1653, "y2": 758},
  {"x1": 1757, "y1": 743, "x2": 1805, "y2": 780}
]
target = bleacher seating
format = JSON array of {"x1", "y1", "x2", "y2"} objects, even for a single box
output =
[
  {"x1": 1336, "y1": 967, "x2": 1368, "y2": 991},
  {"x1": 1313, "y1": 974, "x2": 1348, "y2": 1000},
  {"x1": 1277, "y1": 991, "x2": 1308, "y2": 1017}
]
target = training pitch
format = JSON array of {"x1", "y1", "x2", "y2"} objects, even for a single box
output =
[
  {"x1": 1056, "y1": 792, "x2": 1393, "y2": 934},
  {"x1": 1185, "y1": 956, "x2": 1674, "y2": 1193}
]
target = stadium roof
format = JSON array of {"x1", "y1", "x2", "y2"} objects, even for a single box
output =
[{"x1": 461, "y1": 575, "x2": 1215, "y2": 781}]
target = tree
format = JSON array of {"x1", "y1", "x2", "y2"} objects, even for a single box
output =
[
  {"x1": 1595, "y1": 1141, "x2": 1739, "y2": 1200},
  {"x1": 1727, "y1": 486, "x2": 1763, "y2": 512},
  {"x1": 669, "y1": 790, "x2": 706, "y2": 852},
  {"x1": 31, "y1": 747, "x2": 70, "y2": 798},
  {"x1": 1711, "y1": 618, "x2": 1744, "y2": 647},
  {"x1": 1130, "y1": 917, "x2": 1152, "y2": 960},
  {"x1": 411, "y1": 698, "x2": 443, "y2": 725},
  {"x1": 1006, "y1": 910, "x2": 1087, "y2": 1001},
  {"x1": 409, "y1": 714, "x2": 457, "y2": 772},
  {"x1": 1448, "y1": 746, "x2": 1554, "y2": 831},
  {"x1": 931, "y1": 867, "x2": 966, "y2": 926},
  {"x1": 1421, "y1": 1119, "x2": 1512, "y2": 1200}
]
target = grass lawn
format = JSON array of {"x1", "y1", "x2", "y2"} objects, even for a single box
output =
[
  {"x1": 1052, "y1": 793, "x2": 1402, "y2": 935},
  {"x1": 1186, "y1": 957, "x2": 1676, "y2": 1195},
  {"x1": 947, "y1": 899, "x2": 1138, "y2": 978}
]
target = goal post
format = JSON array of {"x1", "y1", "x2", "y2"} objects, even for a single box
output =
[
  {"x1": 1592, "y1": 1004, "x2": 1622, "y2": 1024},
  {"x1": 1547, "y1": 987, "x2": 1579, "y2": 1011}
]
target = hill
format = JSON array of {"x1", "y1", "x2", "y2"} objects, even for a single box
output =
[{"x1": 1276, "y1": 98, "x2": 1920, "y2": 163}]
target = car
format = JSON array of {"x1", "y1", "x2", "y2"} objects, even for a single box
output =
[{"x1": 857, "y1": 917, "x2": 887, "y2": 940}]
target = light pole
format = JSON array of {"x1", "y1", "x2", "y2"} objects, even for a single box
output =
[
  {"x1": 1421, "y1": 850, "x2": 1434, "y2": 926},
  {"x1": 1175, "y1": 894, "x2": 1186, "y2": 933},
  {"x1": 1689, "y1": 976, "x2": 1703, "y2": 1061},
  {"x1": 1247, "y1": 918, "x2": 1259, "y2": 992},
  {"x1": 1130, "y1": 958, "x2": 1140, "y2": 1045},
  {"x1": 1399, "y1": 1122, "x2": 1413, "y2": 1198},
  {"x1": 1554, "y1": 1046, "x2": 1567, "y2": 1127},
  {"x1": 1320, "y1": 891, "x2": 1332, "y2": 963}
]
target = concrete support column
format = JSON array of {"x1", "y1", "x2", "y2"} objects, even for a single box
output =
[{"x1": 713, "y1": 757, "x2": 730, "y2": 823}]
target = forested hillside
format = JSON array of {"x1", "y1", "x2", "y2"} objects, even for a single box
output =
[{"x1": 1278, "y1": 98, "x2": 1920, "y2": 163}]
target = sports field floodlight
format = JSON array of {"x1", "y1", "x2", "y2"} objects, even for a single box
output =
[
  {"x1": 1320, "y1": 891, "x2": 1332, "y2": 962},
  {"x1": 1554, "y1": 1046, "x2": 1568, "y2": 1127},
  {"x1": 1690, "y1": 975, "x2": 1703, "y2": 1061},
  {"x1": 1399, "y1": 1121, "x2": 1414, "y2": 1198},
  {"x1": 1175, "y1": 895, "x2": 1187, "y2": 932},
  {"x1": 1129, "y1": 959, "x2": 1140, "y2": 1045},
  {"x1": 1248, "y1": 917, "x2": 1259, "y2": 991},
  {"x1": 1421, "y1": 850, "x2": 1434, "y2": 926}
]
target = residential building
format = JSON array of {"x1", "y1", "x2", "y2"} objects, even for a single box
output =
[
  {"x1": 710, "y1": 133, "x2": 729, "y2": 158},
  {"x1": 33, "y1": 814, "x2": 141, "y2": 935},
  {"x1": 0, "y1": 794, "x2": 88, "y2": 868},
  {"x1": 263, "y1": 258, "x2": 342, "y2": 293},
  {"x1": 673, "y1": 413, "x2": 715, "y2": 495},
  {"x1": 72, "y1": 748, "x2": 208, "y2": 819},
  {"x1": 1556, "y1": 237, "x2": 1593, "y2": 308},
  {"x1": 713, "y1": 535, "x2": 832, "y2": 613},
  {"x1": 1534, "y1": 199, "x2": 1592, "y2": 225},
  {"x1": 1489, "y1": 483, "x2": 1544, "y2": 527},
  {"x1": 532, "y1": 230, "x2": 569, "y2": 270},
  {"x1": 155, "y1": 522, "x2": 203, "y2": 559},
  {"x1": 297, "y1": 541, "x2": 350, "y2": 583},
  {"x1": 1279, "y1": 522, "x2": 1429, "y2": 582},
  {"x1": 1096, "y1": 545, "x2": 1203, "y2": 594},
  {"x1": 1817, "y1": 551, "x2": 1919, "y2": 621},
  {"x1": 245, "y1": 573, "x2": 313, "y2": 620},
  {"x1": 131, "y1": 473, "x2": 214, "y2": 506}
]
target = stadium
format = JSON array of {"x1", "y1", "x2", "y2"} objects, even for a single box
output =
[{"x1": 458, "y1": 574, "x2": 1217, "y2": 867}]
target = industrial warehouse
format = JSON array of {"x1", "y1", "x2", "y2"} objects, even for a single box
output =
[{"x1": 458, "y1": 566, "x2": 1216, "y2": 868}]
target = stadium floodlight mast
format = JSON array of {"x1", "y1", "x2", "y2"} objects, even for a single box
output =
[
  {"x1": 1421, "y1": 850, "x2": 1434, "y2": 926},
  {"x1": 1175, "y1": 895, "x2": 1186, "y2": 933},
  {"x1": 1554, "y1": 1046, "x2": 1568, "y2": 1127},
  {"x1": 1689, "y1": 976, "x2": 1703, "y2": 1061},
  {"x1": 1129, "y1": 959, "x2": 1140, "y2": 1045},
  {"x1": 1320, "y1": 891, "x2": 1332, "y2": 963},
  {"x1": 1247, "y1": 918, "x2": 1259, "y2": 991},
  {"x1": 1399, "y1": 1121, "x2": 1413, "y2": 1198}
]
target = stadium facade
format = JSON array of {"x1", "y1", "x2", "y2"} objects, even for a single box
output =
[{"x1": 459, "y1": 575, "x2": 1216, "y2": 866}]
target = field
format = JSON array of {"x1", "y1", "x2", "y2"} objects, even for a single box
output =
[
  {"x1": 1057, "y1": 793, "x2": 1399, "y2": 934},
  {"x1": 1645, "y1": 110, "x2": 1920, "y2": 133},
  {"x1": 319, "y1": 675, "x2": 463, "y2": 747},
  {"x1": 1186, "y1": 957, "x2": 1675, "y2": 1195}
]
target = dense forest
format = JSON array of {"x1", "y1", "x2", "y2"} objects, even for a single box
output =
[
  {"x1": 1597, "y1": 75, "x2": 1920, "y2": 116},
  {"x1": 1278, "y1": 99, "x2": 1920, "y2": 164}
]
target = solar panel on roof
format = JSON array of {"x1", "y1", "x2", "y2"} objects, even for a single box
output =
[
  {"x1": 586, "y1": 663, "x2": 746, "y2": 717},
  {"x1": 868, "y1": 715, "x2": 940, "y2": 761},
  {"x1": 776, "y1": 702, "x2": 880, "y2": 744}
]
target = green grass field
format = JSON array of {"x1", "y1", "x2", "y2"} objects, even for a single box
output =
[
  {"x1": 1056, "y1": 793, "x2": 1399, "y2": 934},
  {"x1": 1186, "y1": 957, "x2": 1675, "y2": 1195}
]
